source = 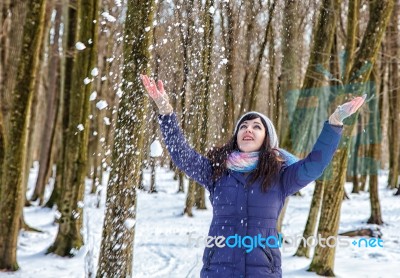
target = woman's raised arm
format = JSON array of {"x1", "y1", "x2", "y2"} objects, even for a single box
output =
[
  {"x1": 140, "y1": 74, "x2": 213, "y2": 190},
  {"x1": 281, "y1": 95, "x2": 366, "y2": 197}
]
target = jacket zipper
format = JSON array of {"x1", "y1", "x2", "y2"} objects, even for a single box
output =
[
  {"x1": 205, "y1": 247, "x2": 215, "y2": 270},
  {"x1": 260, "y1": 246, "x2": 274, "y2": 269}
]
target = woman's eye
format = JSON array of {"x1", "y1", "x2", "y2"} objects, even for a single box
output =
[
  {"x1": 254, "y1": 125, "x2": 261, "y2": 129},
  {"x1": 240, "y1": 125, "x2": 247, "y2": 129}
]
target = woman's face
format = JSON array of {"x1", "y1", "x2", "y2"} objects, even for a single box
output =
[{"x1": 236, "y1": 117, "x2": 266, "y2": 152}]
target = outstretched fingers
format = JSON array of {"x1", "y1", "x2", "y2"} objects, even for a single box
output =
[
  {"x1": 349, "y1": 95, "x2": 366, "y2": 114},
  {"x1": 157, "y1": 80, "x2": 165, "y2": 94},
  {"x1": 140, "y1": 74, "x2": 162, "y2": 99}
]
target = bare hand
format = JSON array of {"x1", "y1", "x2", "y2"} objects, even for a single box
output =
[{"x1": 140, "y1": 74, "x2": 173, "y2": 115}]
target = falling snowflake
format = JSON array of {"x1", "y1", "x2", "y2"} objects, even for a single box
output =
[
  {"x1": 91, "y1": 67, "x2": 99, "y2": 77},
  {"x1": 89, "y1": 91, "x2": 97, "y2": 101},
  {"x1": 75, "y1": 42, "x2": 86, "y2": 50},
  {"x1": 102, "y1": 12, "x2": 117, "y2": 22},
  {"x1": 96, "y1": 100, "x2": 108, "y2": 110}
]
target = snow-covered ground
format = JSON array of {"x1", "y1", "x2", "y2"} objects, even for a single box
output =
[{"x1": 2, "y1": 164, "x2": 400, "y2": 278}]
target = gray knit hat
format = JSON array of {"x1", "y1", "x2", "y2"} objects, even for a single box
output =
[{"x1": 234, "y1": 111, "x2": 279, "y2": 149}]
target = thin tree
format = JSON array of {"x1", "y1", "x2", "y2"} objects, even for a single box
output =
[
  {"x1": 387, "y1": 1, "x2": 400, "y2": 189},
  {"x1": 276, "y1": 0, "x2": 304, "y2": 235},
  {"x1": 219, "y1": 0, "x2": 238, "y2": 140},
  {"x1": 246, "y1": 0, "x2": 276, "y2": 113},
  {"x1": 366, "y1": 68, "x2": 383, "y2": 225},
  {"x1": 31, "y1": 0, "x2": 62, "y2": 204},
  {"x1": 47, "y1": 0, "x2": 100, "y2": 256},
  {"x1": 184, "y1": 0, "x2": 214, "y2": 215}
]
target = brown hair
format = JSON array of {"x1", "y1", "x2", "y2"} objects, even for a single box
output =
[{"x1": 207, "y1": 113, "x2": 284, "y2": 192}]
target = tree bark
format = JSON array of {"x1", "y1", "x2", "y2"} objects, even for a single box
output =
[
  {"x1": 295, "y1": 179, "x2": 325, "y2": 258},
  {"x1": 0, "y1": 0, "x2": 47, "y2": 270},
  {"x1": 247, "y1": 0, "x2": 276, "y2": 113},
  {"x1": 367, "y1": 71, "x2": 383, "y2": 225},
  {"x1": 278, "y1": 0, "x2": 301, "y2": 143},
  {"x1": 0, "y1": 1, "x2": 26, "y2": 133},
  {"x1": 97, "y1": 0, "x2": 155, "y2": 276},
  {"x1": 31, "y1": 0, "x2": 60, "y2": 204},
  {"x1": 286, "y1": 0, "x2": 341, "y2": 156},
  {"x1": 220, "y1": 0, "x2": 237, "y2": 141},
  {"x1": 183, "y1": 0, "x2": 214, "y2": 216},
  {"x1": 351, "y1": 117, "x2": 362, "y2": 193},
  {"x1": 48, "y1": 0, "x2": 100, "y2": 256},
  {"x1": 387, "y1": 1, "x2": 400, "y2": 189},
  {"x1": 240, "y1": 0, "x2": 259, "y2": 114}
]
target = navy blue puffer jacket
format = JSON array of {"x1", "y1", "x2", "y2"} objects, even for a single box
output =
[{"x1": 159, "y1": 113, "x2": 343, "y2": 278}]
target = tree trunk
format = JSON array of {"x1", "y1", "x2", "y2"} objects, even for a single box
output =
[
  {"x1": 278, "y1": 0, "x2": 301, "y2": 143},
  {"x1": 31, "y1": 0, "x2": 60, "y2": 204},
  {"x1": 97, "y1": 0, "x2": 155, "y2": 276},
  {"x1": 0, "y1": 1, "x2": 26, "y2": 132},
  {"x1": 0, "y1": 0, "x2": 47, "y2": 270},
  {"x1": 195, "y1": 184, "x2": 206, "y2": 209},
  {"x1": 367, "y1": 71, "x2": 383, "y2": 225},
  {"x1": 183, "y1": 0, "x2": 214, "y2": 216},
  {"x1": 295, "y1": 179, "x2": 325, "y2": 258},
  {"x1": 275, "y1": 0, "x2": 303, "y2": 230},
  {"x1": 240, "y1": 0, "x2": 258, "y2": 114},
  {"x1": 387, "y1": 1, "x2": 400, "y2": 189},
  {"x1": 184, "y1": 180, "x2": 196, "y2": 217},
  {"x1": 220, "y1": 0, "x2": 236, "y2": 141},
  {"x1": 351, "y1": 117, "x2": 362, "y2": 193},
  {"x1": 247, "y1": 0, "x2": 276, "y2": 113},
  {"x1": 286, "y1": 0, "x2": 341, "y2": 156},
  {"x1": 178, "y1": 171, "x2": 185, "y2": 193},
  {"x1": 342, "y1": 0, "x2": 360, "y2": 84},
  {"x1": 48, "y1": 0, "x2": 100, "y2": 256}
]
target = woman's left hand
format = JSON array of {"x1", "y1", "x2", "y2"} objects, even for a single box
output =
[{"x1": 329, "y1": 94, "x2": 367, "y2": 126}]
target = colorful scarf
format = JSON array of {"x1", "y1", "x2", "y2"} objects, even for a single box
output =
[
  {"x1": 226, "y1": 149, "x2": 300, "y2": 173},
  {"x1": 226, "y1": 151, "x2": 259, "y2": 172}
]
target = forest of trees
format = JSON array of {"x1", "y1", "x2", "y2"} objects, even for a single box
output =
[{"x1": 0, "y1": 0, "x2": 398, "y2": 276}]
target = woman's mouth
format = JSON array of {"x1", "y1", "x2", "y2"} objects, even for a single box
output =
[{"x1": 243, "y1": 136, "x2": 254, "y2": 141}]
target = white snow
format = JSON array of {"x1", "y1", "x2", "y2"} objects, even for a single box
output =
[
  {"x1": 75, "y1": 42, "x2": 86, "y2": 50},
  {"x1": 83, "y1": 78, "x2": 92, "y2": 85},
  {"x1": 103, "y1": 117, "x2": 111, "y2": 125},
  {"x1": 96, "y1": 100, "x2": 108, "y2": 110},
  {"x1": 101, "y1": 12, "x2": 117, "y2": 23},
  {"x1": 124, "y1": 218, "x2": 136, "y2": 230},
  {"x1": 77, "y1": 124, "x2": 84, "y2": 131},
  {"x1": 150, "y1": 140, "x2": 163, "y2": 157},
  {"x1": 91, "y1": 68, "x2": 99, "y2": 77},
  {"x1": 89, "y1": 91, "x2": 97, "y2": 101},
  {"x1": 4, "y1": 166, "x2": 400, "y2": 277}
]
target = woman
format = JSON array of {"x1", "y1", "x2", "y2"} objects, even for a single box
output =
[{"x1": 140, "y1": 74, "x2": 365, "y2": 277}]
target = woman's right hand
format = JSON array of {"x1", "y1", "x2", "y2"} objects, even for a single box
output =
[{"x1": 140, "y1": 74, "x2": 173, "y2": 115}]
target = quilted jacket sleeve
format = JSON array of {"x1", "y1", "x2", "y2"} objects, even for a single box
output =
[
  {"x1": 280, "y1": 121, "x2": 343, "y2": 197},
  {"x1": 158, "y1": 113, "x2": 213, "y2": 190}
]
